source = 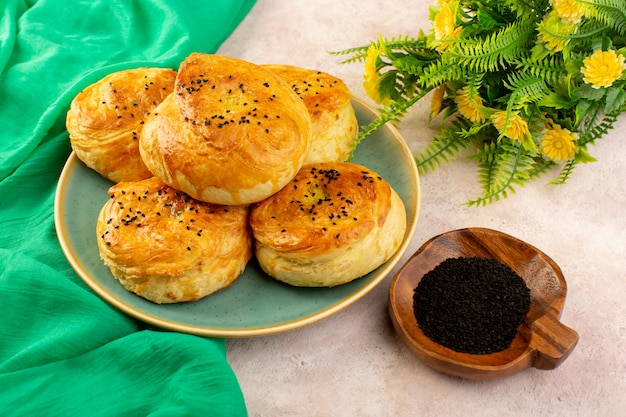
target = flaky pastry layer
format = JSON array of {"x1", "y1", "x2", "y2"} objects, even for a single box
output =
[
  {"x1": 250, "y1": 162, "x2": 407, "y2": 287},
  {"x1": 140, "y1": 53, "x2": 312, "y2": 205},
  {"x1": 262, "y1": 64, "x2": 358, "y2": 163},
  {"x1": 67, "y1": 67, "x2": 176, "y2": 182},
  {"x1": 96, "y1": 177, "x2": 252, "y2": 304}
]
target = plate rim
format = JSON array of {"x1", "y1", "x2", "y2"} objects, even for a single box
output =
[{"x1": 54, "y1": 96, "x2": 421, "y2": 337}]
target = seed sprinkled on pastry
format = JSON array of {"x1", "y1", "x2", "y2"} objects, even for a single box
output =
[
  {"x1": 67, "y1": 67, "x2": 177, "y2": 183},
  {"x1": 250, "y1": 161, "x2": 406, "y2": 287},
  {"x1": 262, "y1": 64, "x2": 358, "y2": 164},
  {"x1": 140, "y1": 53, "x2": 312, "y2": 205},
  {"x1": 96, "y1": 176, "x2": 252, "y2": 304}
]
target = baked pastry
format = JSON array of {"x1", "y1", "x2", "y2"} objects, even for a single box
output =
[
  {"x1": 262, "y1": 64, "x2": 358, "y2": 164},
  {"x1": 249, "y1": 162, "x2": 407, "y2": 287},
  {"x1": 140, "y1": 53, "x2": 312, "y2": 205},
  {"x1": 66, "y1": 67, "x2": 176, "y2": 183},
  {"x1": 96, "y1": 176, "x2": 252, "y2": 304}
]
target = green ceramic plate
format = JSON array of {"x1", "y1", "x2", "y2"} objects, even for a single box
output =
[{"x1": 54, "y1": 97, "x2": 420, "y2": 337}]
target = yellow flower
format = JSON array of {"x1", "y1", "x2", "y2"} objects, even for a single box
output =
[
  {"x1": 430, "y1": 85, "x2": 445, "y2": 117},
  {"x1": 540, "y1": 123, "x2": 578, "y2": 161},
  {"x1": 363, "y1": 44, "x2": 384, "y2": 103},
  {"x1": 432, "y1": 3, "x2": 462, "y2": 52},
  {"x1": 537, "y1": 11, "x2": 578, "y2": 52},
  {"x1": 551, "y1": 0, "x2": 586, "y2": 24},
  {"x1": 455, "y1": 86, "x2": 485, "y2": 123},
  {"x1": 491, "y1": 111, "x2": 530, "y2": 142},
  {"x1": 581, "y1": 50, "x2": 626, "y2": 89}
]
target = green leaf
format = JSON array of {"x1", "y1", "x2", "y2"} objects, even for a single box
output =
[
  {"x1": 530, "y1": 43, "x2": 551, "y2": 61},
  {"x1": 467, "y1": 143, "x2": 535, "y2": 206},
  {"x1": 577, "y1": 112, "x2": 619, "y2": 147},
  {"x1": 604, "y1": 87, "x2": 626, "y2": 114},
  {"x1": 504, "y1": 73, "x2": 551, "y2": 109},
  {"x1": 591, "y1": 36, "x2": 606, "y2": 51},
  {"x1": 477, "y1": 9, "x2": 499, "y2": 30},
  {"x1": 574, "y1": 83, "x2": 606, "y2": 101},
  {"x1": 592, "y1": 0, "x2": 626, "y2": 35},
  {"x1": 449, "y1": 20, "x2": 536, "y2": 72},
  {"x1": 565, "y1": 60, "x2": 582, "y2": 77},
  {"x1": 550, "y1": 160, "x2": 577, "y2": 185},
  {"x1": 377, "y1": 70, "x2": 399, "y2": 101},
  {"x1": 538, "y1": 92, "x2": 575, "y2": 109},
  {"x1": 575, "y1": 99, "x2": 592, "y2": 126},
  {"x1": 520, "y1": 135, "x2": 538, "y2": 153},
  {"x1": 574, "y1": 146, "x2": 598, "y2": 163},
  {"x1": 414, "y1": 118, "x2": 474, "y2": 173}
]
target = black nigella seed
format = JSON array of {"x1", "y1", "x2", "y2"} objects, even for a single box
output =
[{"x1": 412, "y1": 257, "x2": 531, "y2": 355}]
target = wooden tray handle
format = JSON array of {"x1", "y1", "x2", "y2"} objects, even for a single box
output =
[{"x1": 529, "y1": 312, "x2": 579, "y2": 370}]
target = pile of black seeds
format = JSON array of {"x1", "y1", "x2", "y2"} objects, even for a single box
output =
[{"x1": 412, "y1": 257, "x2": 531, "y2": 355}]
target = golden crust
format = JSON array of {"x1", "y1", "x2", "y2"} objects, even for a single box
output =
[
  {"x1": 139, "y1": 53, "x2": 312, "y2": 205},
  {"x1": 66, "y1": 67, "x2": 176, "y2": 182},
  {"x1": 96, "y1": 176, "x2": 252, "y2": 304},
  {"x1": 262, "y1": 64, "x2": 358, "y2": 163},
  {"x1": 249, "y1": 162, "x2": 407, "y2": 287}
]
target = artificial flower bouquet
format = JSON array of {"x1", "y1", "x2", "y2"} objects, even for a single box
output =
[{"x1": 336, "y1": 0, "x2": 626, "y2": 205}]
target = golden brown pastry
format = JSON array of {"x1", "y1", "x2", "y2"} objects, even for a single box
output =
[
  {"x1": 66, "y1": 67, "x2": 176, "y2": 183},
  {"x1": 262, "y1": 64, "x2": 358, "y2": 164},
  {"x1": 96, "y1": 176, "x2": 252, "y2": 304},
  {"x1": 249, "y1": 162, "x2": 407, "y2": 287},
  {"x1": 140, "y1": 53, "x2": 312, "y2": 205}
]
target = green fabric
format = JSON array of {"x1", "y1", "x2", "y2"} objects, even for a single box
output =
[{"x1": 0, "y1": 0, "x2": 255, "y2": 415}]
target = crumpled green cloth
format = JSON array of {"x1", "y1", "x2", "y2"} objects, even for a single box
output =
[{"x1": 0, "y1": 0, "x2": 255, "y2": 415}]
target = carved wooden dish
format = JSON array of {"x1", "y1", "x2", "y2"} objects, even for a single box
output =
[{"x1": 389, "y1": 227, "x2": 579, "y2": 380}]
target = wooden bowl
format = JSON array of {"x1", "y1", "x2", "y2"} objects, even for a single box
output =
[{"x1": 389, "y1": 227, "x2": 579, "y2": 380}]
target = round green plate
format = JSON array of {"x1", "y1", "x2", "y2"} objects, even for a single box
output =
[{"x1": 54, "y1": 97, "x2": 420, "y2": 337}]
